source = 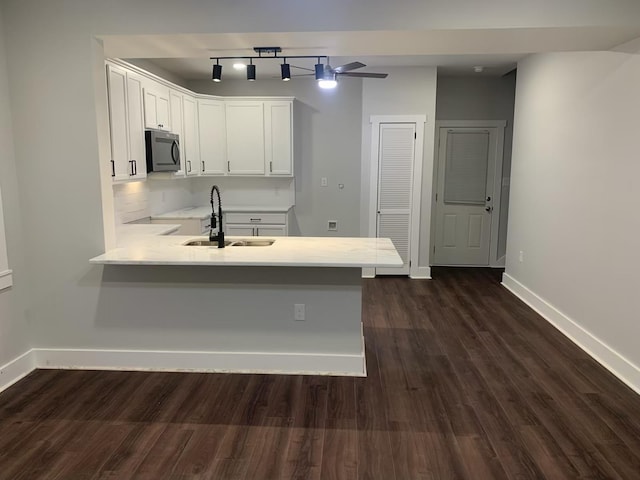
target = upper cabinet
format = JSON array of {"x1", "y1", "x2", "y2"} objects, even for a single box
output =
[
  {"x1": 264, "y1": 101, "x2": 293, "y2": 176},
  {"x1": 105, "y1": 59, "x2": 294, "y2": 181},
  {"x1": 182, "y1": 95, "x2": 200, "y2": 177},
  {"x1": 225, "y1": 101, "x2": 265, "y2": 175},
  {"x1": 197, "y1": 99, "x2": 227, "y2": 175},
  {"x1": 106, "y1": 63, "x2": 147, "y2": 182},
  {"x1": 143, "y1": 81, "x2": 171, "y2": 131}
]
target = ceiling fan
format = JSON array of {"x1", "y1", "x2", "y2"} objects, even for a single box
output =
[{"x1": 288, "y1": 59, "x2": 389, "y2": 81}]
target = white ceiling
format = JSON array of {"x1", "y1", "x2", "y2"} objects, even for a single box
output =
[{"x1": 102, "y1": 26, "x2": 640, "y2": 81}]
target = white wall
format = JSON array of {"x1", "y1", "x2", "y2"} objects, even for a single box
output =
[
  {"x1": 505, "y1": 51, "x2": 640, "y2": 389},
  {"x1": 190, "y1": 77, "x2": 363, "y2": 237},
  {"x1": 436, "y1": 74, "x2": 517, "y2": 260},
  {"x1": 0, "y1": 6, "x2": 30, "y2": 373},
  {"x1": 360, "y1": 67, "x2": 438, "y2": 268}
]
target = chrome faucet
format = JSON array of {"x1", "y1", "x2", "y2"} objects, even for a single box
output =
[{"x1": 209, "y1": 185, "x2": 225, "y2": 248}]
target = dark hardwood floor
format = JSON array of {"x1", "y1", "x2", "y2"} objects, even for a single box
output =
[{"x1": 1, "y1": 268, "x2": 639, "y2": 479}]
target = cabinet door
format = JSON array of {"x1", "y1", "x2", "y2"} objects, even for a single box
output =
[
  {"x1": 126, "y1": 72, "x2": 147, "y2": 179},
  {"x1": 198, "y1": 99, "x2": 226, "y2": 175},
  {"x1": 226, "y1": 102, "x2": 265, "y2": 175},
  {"x1": 257, "y1": 226, "x2": 287, "y2": 236},
  {"x1": 183, "y1": 96, "x2": 200, "y2": 176},
  {"x1": 264, "y1": 101, "x2": 293, "y2": 175},
  {"x1": 106, "y1": 64, "x2": 131, "y2": 181},
  {"x1": 169, "y1": 90, "x2": 185, "y2": 176},
  {"x1": 226, "y1": 226, "x2": 255, "y2": 236},
  {"x1": 143, "y1": 83, "x2": 171, "y2": 131},
  {"x1": 156, "y1": 91, "x2": 171, "y2": 131}
]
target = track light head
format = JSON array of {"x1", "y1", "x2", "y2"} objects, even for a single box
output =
[
  {"x1": 314, "y1": 61, "x2": 324, "y2": 81},
  {"x1": 212, "y1": 62, "x2": 222, "y2": 82},
  {"x1": 281, "y1": 61, "x2": 291, "y2": 81},
  {"x1": 247, "y1": 60, "x2": 256, "y2": 81}
]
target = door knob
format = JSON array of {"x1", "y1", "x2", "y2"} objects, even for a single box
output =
[{"x1": 485, "y1": 206, "x2": 493, "y2": 212}]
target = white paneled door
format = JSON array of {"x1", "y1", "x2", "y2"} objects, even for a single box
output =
[
  {"x1": 433, "y1": 127, "x2": 498, "y2": 265},
  {"x1": 375, "y1": 123, "x2": 416, "y2": 275}
]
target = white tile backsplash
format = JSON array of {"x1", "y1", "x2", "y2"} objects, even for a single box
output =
[{"x1": 113, "y1": 176, "x2": 295, "y2": 224}]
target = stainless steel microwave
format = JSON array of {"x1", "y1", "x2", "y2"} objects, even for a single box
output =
[{"x1": 145, "y1": 130, "x2": 180, "y2": 172}]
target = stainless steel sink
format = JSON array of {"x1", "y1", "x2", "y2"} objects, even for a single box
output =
[
  {"x1": 183, "y1": 239, "x2": 275, "y2": 247},
  {"x1": 183, "y1": 239, "x2": 234, "y2": 247},
  {"x1": 230, "y1": 239, "x2": 275, "y2": 247}
]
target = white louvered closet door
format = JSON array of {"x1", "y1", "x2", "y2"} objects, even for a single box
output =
[{"x1": 376, "y1": 123, "x2": 416, "y2": 275}]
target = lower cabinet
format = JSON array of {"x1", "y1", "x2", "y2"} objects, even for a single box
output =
[{"x1": 225, "y1": 212, "x2": 288, "y2": 236}]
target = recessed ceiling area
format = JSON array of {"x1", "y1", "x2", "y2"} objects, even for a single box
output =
[{"x1": 101, "y1": 25, "x2": 640, "y2": 81}]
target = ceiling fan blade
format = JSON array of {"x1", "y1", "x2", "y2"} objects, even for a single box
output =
[
  {"x1": 333, "y1": 61, "x2": 366, "y2": 73},
  {"x1": 339, "y1": 72, "x2": 388, "y2": 79}
]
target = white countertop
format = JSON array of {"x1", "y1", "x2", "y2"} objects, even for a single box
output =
[
  {"x1": 151, "y1": 205, "x2": 293, "y2": 220},
  {"x1": 90, "y1": 235, "x2": 403, "y2": 268},
  {"x1": 115, "y1": 223, "x2": 180, "y2": 246}
]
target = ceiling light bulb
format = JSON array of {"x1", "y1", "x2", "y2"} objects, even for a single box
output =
[
  {"x1": 318, "y1": 79, "x2": 337, "y2": 89},
  {"x1": 233, "y1": 63, "x2": 247, "y2": 70}
]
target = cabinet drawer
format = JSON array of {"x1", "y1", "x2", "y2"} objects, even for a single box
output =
[{"x1": 225, "y1": 213, "x2": 286, "y2": 225}]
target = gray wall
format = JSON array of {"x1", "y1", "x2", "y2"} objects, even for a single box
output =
[
  {"x1": 189, "y1": 78, "x2": 363, "y2": 237},
  {"x1": 0, "y1": 6, "x2": 30, "y2": 367},
  {"x1": 435, "y1": 74, "x2": 517, "y2": 261},
  {"x1": 360, "y1": 67, "x2": 438, "y2": 270},
  {"x1": 506, "y1": 51, "x2": 640, "y2": 387}
]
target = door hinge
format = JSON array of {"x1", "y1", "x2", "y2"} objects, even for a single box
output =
[
  {"x1": 433, "y1": 245, "x2": 436, "y2": 254},
  {"x1": 414, "y1": 132, "x2": 417, "y2": 139},
  {"x1": 435, "y1": 193, "x2": 438, "y2": 202}
]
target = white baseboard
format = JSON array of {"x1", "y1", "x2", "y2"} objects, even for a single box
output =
[
  {"x1": 0, "y1": 350, "x2": 35, "y2": 394},
  {"x1": 362, "y1": 267, "x2": 375, "y2": 278},
  {"x1": 502, "y1": 273, "x2": 640, "y2": 395},
  {"x1": 410, "y1": 266, "x2": 432, "y2": 279},
  {"x1": 33, "y1": 348, "x2": 366, "y2": 377}
]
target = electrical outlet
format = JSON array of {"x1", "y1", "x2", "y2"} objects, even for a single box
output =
[
  {"x1": 321, "y1": 177, "x2": 328, "y2": 187},
  {"x1": 294, "y1": 304, "x2": 305, "y2": 321},
  {"x1": 519, "y1": 250, "x2": 524, "y2": 262},
  {"x1": 328, "y1": 220, "x2": 338, "y2": 231}
]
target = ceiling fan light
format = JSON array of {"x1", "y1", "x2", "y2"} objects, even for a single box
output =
[
  {"x1": 281, "y1": 63, "x2": 291, "y2": 81},
  {"x1": 212, "y1": 63, "x2": 222, "y2": 82},
  {"x1": 315, "y1": 63, "x2": 324, "y2": 81},
  {"x1": 318, "y1": 78, "x2": 337, "y2": 89},
  {"x1": 247, "y1": 63, "x2": 256, "y2": 81}
]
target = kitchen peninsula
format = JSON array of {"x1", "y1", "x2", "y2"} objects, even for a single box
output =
[{"x1": 90, "y1": 235, "x2": 401, "y2": 376}]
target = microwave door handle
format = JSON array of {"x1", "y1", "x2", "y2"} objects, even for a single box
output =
[{"x1": 171, "y1": 140, "x2": 180, "y2": 165}]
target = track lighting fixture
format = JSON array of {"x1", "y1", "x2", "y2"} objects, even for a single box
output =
[
  {"x1": 281, "y1": 59, "x2": 291, "y2": 81},
  {"x1": 210, "y1": 47, "x2": 388, "y2": 86},
  {"x1": 212, "y1": 60, "x2": 222, "y2": 82},
  {"x1": 247, "y1": 59, "x2": 256, "y2": 81}
]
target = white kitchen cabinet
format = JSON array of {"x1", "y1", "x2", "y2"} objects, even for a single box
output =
[
  {"x1": 106, "y1": 63, "x2": 146, "y2": 182},
  {"x1": 169, "y1": 89, "x2": 185, "y2": 176},
  {"x1": 225, "y1": 101, "x2": 265, "y2": 175},
  {"x1": 264, "y1": 101, "x2": 293, "y2": 176},
  {"x1": 225, "y1": 211, "x2": 289, "y2": 236},
  {"x1": 144, "y1": 81, "x2": 171, "y2": 131},
  {"x1": 198, "y1": 99, "x2": 227, "y2": 175},
  {"x1": 182, "y1": 95, "x2": 200, "y2": 177}
]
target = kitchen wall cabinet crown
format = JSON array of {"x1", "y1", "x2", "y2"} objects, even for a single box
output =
[
  {"x1": 106, "y1": 63, "x2": 147, "y2": 182},
  {"x1": 105, "y1": 59, "x2": 294, "y2": 182}
]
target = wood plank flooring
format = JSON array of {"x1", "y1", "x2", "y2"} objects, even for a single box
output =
[{"x1": 1, "y1": 268, "x2": 639, "y2": 479}]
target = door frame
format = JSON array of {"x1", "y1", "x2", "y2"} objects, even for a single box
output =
[
  {"x1": 364, "y1": 115, "x2": 427, "y2": 278},
  {"x1": 431, "y1": 120, "x2": 506, "y2": 267}
]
